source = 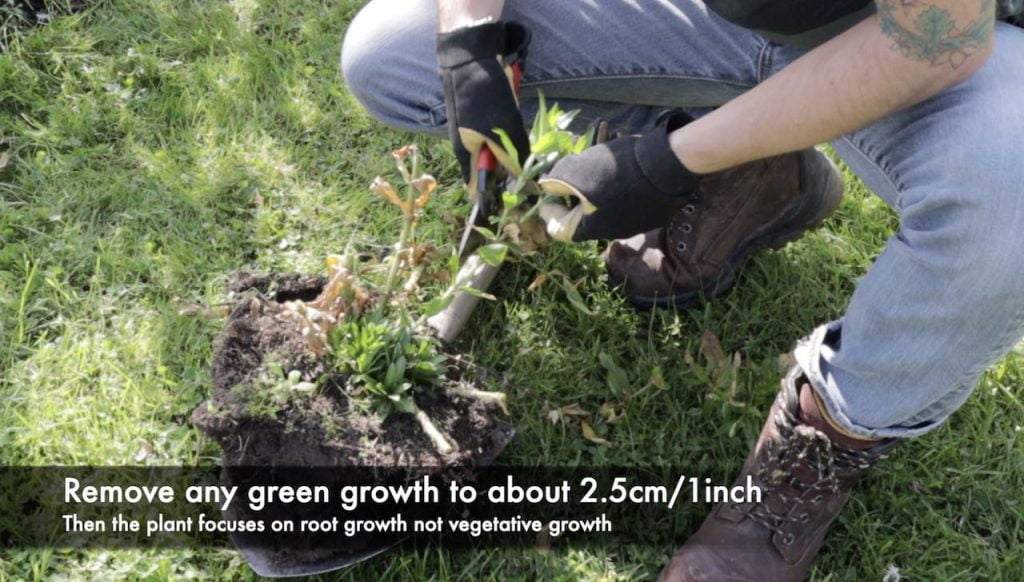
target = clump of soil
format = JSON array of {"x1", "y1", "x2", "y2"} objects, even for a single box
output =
[
  {"x1": 192, "y1": 272, "x2": 516, "y2": 575},
  {"x1": 192, "y1": 271, "x2": 514, "y2": 469}
]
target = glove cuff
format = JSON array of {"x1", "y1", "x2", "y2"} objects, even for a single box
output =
[
  {"x1": 437, "y1": 21, "x2": 530, "y2": 68},
  {"x1": 635, "y1": 112, "x2": 700, "y2": 196}
]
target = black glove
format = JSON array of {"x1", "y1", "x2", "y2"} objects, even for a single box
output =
[
  {"x1": 538, "y1": 112, "x2": 701, "y2": 242},
  {"x1": 437, "y1": 21, "x2": 530, "y2": 196}
]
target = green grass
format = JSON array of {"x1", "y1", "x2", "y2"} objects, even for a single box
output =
[{"x1": 2, "y1": 1, "x2": 1023, "y2": 580}]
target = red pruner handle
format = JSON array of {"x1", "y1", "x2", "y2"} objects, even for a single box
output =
[
  {"x1": 478, "y1": 144, "x2": 498, "y2": 172},
  {"x1": 475, "y1": 62, "x2": 523, "y2": 173},
  {"x1": 511, "y1": 62, "x2": 523, "y2": 95}
]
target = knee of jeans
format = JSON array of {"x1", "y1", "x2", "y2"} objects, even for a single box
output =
[
  {"x1": 340, "y1": 5, "x2": 446, "y2": 135},
  {"x1": 899, "y1": 173, "x2": 1024, "y2": 296}
]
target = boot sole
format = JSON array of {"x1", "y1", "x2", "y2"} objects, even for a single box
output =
[{"x1": 616, "y1": 149, "x2": 845, "y2": 310}]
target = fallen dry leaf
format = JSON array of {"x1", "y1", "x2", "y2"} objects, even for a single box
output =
[
  {"x1": 503, "y1": 223, "x2": 521, "y2": 244},
  {"x1": 410, "y1": 243, "x2": 436, "y2": 267},
  {"x1": 599, "y1": 401, "x2": 625, "y2": 424},
  {"x1": 133, "y1": 438, "x2": 154, "y2": 462},
  {"x1": 0, "y1": 150, "x2": 10, "y2": 170},
  {"x1": 504, "y1": 207, "x2": 551, "y2": 254},
  {"x1": 424, "y1": 268, "x2": 451, "y2": 283},
  {"x1": 178, "y1": 303, "x2": 215, "y2": 318},
  {"x1": 581, "y1": 421, "x2": 613, "y2": 447},
  {"x1": 526, "y1": 273, "x2": 548, "y2": 292},
  {"x1": 700, "y1": 330, "x2": 726, "y2": 367},
  {"x1": 559, "y1": 403, "x2": 590, "y2": 417},
  {"x1": 546, "y1": 402, "x2": 591, "y2": 425}
]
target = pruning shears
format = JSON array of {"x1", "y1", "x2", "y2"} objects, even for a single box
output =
[{"x1": 456, "y1": 63, "x2": 523, "y2": 260}]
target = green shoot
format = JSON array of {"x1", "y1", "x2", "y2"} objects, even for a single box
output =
[{"x1": 328, "y1": 313, "x2": 453, "y2": 454}]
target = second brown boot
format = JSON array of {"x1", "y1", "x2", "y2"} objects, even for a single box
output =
[
  {"x1": 604, "y1": 148, "x2": 843, "y2": 309},
  {"x1": 658, "y1": 367, "x2": 899, "y2": 582}
]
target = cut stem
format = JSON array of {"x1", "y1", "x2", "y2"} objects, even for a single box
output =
[
  {"x1": 450, "y1": 384, "x2": 509, "y2": 415},
  {"x1": 424, "y1": 254, "x2": 501, "y2": 342},
  {"x1": 382, "y1": 150, "x2": 421, "y2": 308},
  {"x1": 413, "y1": 405, "x2": 454, "y2": 455}
]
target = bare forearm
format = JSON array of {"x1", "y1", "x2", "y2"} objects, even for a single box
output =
[
  {"x1": 436, "y1": 0, "x2": 505, "y2": 32},
  {"x1": 672, "y1": 0, "x2": 995, "y2": 173}
]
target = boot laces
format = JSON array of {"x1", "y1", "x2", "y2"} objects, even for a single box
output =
[{"x1": 744, "y1": 403, "x2": 889, "y2": 536}]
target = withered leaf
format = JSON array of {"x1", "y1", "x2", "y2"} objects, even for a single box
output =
[
  {"x1": 599, "y1": 401, "x2": 625, "y2": 424},
  {"x1": 546, "y1": 402, "x2": 590, "y2": 425},
  {"x1": 391, "y1": 145, "x2": 416, "y2": 182},
  {"x1": 559, "y1": 403, "x2": 590, "y2": 417},
  {"x1": 411, "y1": 174, "x2": 436, "y2": 208},
  {"x1": 700, "y1": 330, "x2": 726, "y2": 367},
  {"x1": 370, "y1": 176, "x2": 404, "y2": 209},
  {"x1": 581, "y1": 421, "x2": 613, "y2": 447},
  {"x1": 526, "y1": 273, "x2": 548, "y2": 292}
]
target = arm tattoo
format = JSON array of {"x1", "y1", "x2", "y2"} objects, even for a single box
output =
[{"x1": 877, "y1": 0, "x2": 996, "y2": 69}]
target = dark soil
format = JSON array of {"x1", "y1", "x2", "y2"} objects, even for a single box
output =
[
  {"x1": 192, "y1": 271, "x2": 515, "y2": 575},
  {"x1": 194, "y1": 270, "x2": 515, "y2": 469}
]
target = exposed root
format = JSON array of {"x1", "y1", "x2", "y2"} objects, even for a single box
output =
[
  {"x1": 450, "y1": 384, "x2": 509, "y2": 416},
  {"x1": 412, "y1": 405, "x2": 454, "y2": 456}
]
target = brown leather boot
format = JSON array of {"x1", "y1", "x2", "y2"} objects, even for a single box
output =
[
  {"x1": 659, "y1": 367, "x2": 899, "y2": 582},
  {"x1": 605, "y1": 148, "x2": 843, "y2": 308}
]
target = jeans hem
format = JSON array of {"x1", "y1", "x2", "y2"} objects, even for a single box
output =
[{"x1": 793, "y1": 321, "x2": 942, "y2": 439}]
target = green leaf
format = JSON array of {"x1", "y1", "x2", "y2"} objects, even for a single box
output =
[
  {"x1": 554, "y1": 132, "x2": 575, "y2": 154},
  {"x1": 472, "y1": 225, "x2": 497, "y2": 240},
  {"x1": 531, "y1": 92, "x2": 551, "y2": 142},
  {"x1": 362, "y1": 377, "x2": 385, "y2": 396},
  {"x1": 389, "y1": 356, "x2": 408, "y2": 387},
  {"x1": 421, "y1": 293, "x2": 456, "y2": 317},
  {"x1": 477, "y1": 243, "x2": 508, "y2": 267},
  {"x1": 558, "y1": 277, "x2": 594, "y2": 315},
  {"x1": 492, "y1": 128, "x2": 522, "y2": 174},
  {"x1": 266, "y1": 361, "x2": 283, "y2": 378},
  {"x1": 531, "y1": 131, "x2": 559, "y2": 156},
  {"x1": 393, "y1": 396, "x2": 416, "y2": 414},
  {"x1": 555, "y1": 108, "x2": 579, "y2": 131},
  {"x1": 599, "y1": 352, "x2": 630, "y2": 396},
  {"x1": 448, "y1": 251, "x2": 460, "y2": 278},
  {"x1": 573, "y1": 128, "x2": 595, "y2": 153},
  {"x1": 460, "y1": 285, "x2": 497, "y2": 301},
  {"x1": 650, "y1": 365, "x2": 668, "y2": 390},
  {"x1": 502, "y1": 190, "x2": 522, "y2": 210}
]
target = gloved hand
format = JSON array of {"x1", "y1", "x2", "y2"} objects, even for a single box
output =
[
  {"x1": 537, "y1": 112, "x2": 701, "y2": 242},
  {"x1": 437, "y1": 20, "x2": 531, "y2": 196}
]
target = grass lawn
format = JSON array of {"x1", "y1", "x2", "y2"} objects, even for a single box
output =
[{"x1": 2, "y1": 1, "x2": 1023, "y2": 580}]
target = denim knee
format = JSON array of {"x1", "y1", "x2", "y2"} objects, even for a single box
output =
[
  {"x1": 898, "y1": 163, "x2": 1024, "y2": 299},
  {"x1": 803, "y1": 105, "x2": 1024, "y2": 438},
  {"x1": 340, "y1": 0, "x2": 447, "y2": 135}
]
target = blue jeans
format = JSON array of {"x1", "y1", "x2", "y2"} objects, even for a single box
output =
[{"x1": 341, "y1": 0, "x2": 1024, "y2": 439}]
